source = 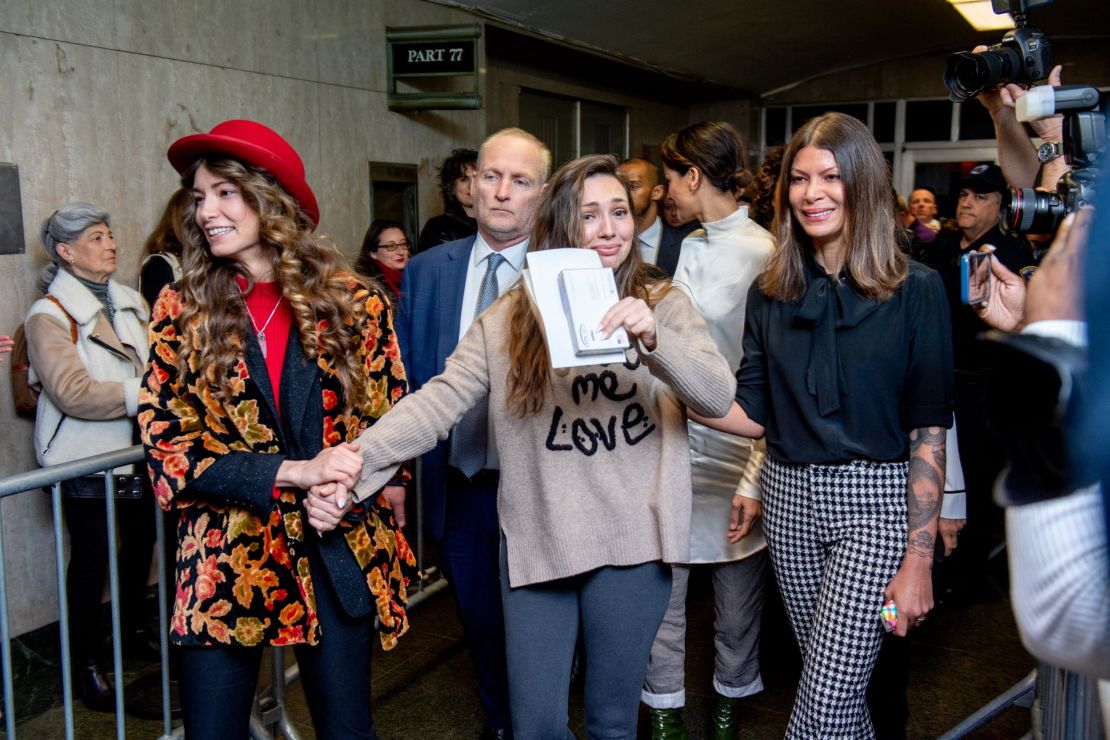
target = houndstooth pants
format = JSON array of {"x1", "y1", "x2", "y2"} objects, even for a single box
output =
[{"x1": 761, "y1": 456, "x2": 908, "y2": 739}]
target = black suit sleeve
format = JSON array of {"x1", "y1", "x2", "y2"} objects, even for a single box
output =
[{"x1": 187, "y1": 452, "x2": 285, "y2": 518}]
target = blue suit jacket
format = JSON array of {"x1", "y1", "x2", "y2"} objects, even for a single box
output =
[
  {"x1": 396, "y1": 234, "x2": 479, "y2": 539},
  {"x1": 655, "y1": 220, "x2": 701, "y2": 278}
]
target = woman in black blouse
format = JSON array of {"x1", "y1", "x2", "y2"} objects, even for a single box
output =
[{"x1": 698, "y1": 112, "x2": 952, "y2": 738}]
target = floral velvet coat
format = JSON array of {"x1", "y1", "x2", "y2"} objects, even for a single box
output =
[{"x1": 139, "y1": 283, "x2": 415, "y2": 650}]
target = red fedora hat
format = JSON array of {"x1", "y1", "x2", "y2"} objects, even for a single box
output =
[{"x1": 167, "y1": 119, "x2": 320, "y2": 227}]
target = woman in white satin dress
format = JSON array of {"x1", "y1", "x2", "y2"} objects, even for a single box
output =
[{"x1": 640, "y1": 120, "x2": 776, "y2": 737}]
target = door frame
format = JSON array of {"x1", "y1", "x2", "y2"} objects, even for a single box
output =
[{"x1": 896, "y1": 142, "x2": 999, "y2": 198}]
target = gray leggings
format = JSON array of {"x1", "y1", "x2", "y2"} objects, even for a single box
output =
[{"x1": 499, "y1": 544, "x2": 671, "y2": 739}]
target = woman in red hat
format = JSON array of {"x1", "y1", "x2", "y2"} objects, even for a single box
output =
[{"x1": 138, "y1": 119, "x2": 416, "y2": 739}]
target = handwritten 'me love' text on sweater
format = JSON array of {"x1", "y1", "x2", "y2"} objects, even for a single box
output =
[{"x1": 353, "y1": 287, "x2": 735, "y2": 588}]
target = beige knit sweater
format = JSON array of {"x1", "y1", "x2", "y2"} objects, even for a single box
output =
[{"x1": 353, "y1": 287, "x2": 735, "y2": 587}]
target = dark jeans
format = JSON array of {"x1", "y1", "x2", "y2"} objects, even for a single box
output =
[
  {"x1": 177, "y1": 552, "x2": 377, "y2": 740},
  {"x1": 61, "y1": 482, "x2": 156, "y2": 664}
]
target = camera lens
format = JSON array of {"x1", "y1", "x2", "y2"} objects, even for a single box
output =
[
  {"x1": 944, "y1": 46, "x2": 1021, "y2": 101},
  {"x1": 1001, "y1": 187, "x2": 1067, "y2": 235}
]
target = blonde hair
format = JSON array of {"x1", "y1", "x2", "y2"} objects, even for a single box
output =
[{"x1": 479, "y1": 127, "x2": 553, "y2": 183}]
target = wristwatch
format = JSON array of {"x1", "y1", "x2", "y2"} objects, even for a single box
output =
[{"x1": 1037, "y1": 141, "x2": 1062, "y2": 163}]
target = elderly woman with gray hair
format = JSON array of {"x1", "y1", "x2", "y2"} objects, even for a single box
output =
[{"x1": 24, "y1": 202, "x2": 156, "y2": 710}]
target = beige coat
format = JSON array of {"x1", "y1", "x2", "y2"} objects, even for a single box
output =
[{"x1": 25, "y1": 268, "x2": 148, "y2": 471}]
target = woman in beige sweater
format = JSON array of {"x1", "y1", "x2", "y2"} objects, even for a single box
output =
[{"x1": 311, "y1": 155, "x2": 734, "y2": 739}]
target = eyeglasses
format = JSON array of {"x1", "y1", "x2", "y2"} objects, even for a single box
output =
[{"x1": 377, "y1": 241, "x2": 410, "y2": 253}]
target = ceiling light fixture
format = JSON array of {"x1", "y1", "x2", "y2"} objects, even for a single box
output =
[{"x1": 947, "y1": 0, "x2": 1016, "y2": 31}]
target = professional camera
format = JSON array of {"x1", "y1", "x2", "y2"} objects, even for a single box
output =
[
  {"x1": 1000, "y1": 85, "x2": 1106, "y2": 235},
  {"x1": 943, "y1": 0, "x2": 1054, "y2": 102}
]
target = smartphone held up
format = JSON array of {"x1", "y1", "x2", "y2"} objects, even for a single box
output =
[{"x1": 961, "y1": 249, "x2": 993, "y2": 306}]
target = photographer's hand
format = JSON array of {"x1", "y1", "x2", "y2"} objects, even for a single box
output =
[
  {"x1": 1008, "y1": 65, "x2": 1069, "y2": 190},
  {"x1": 1024, "y1": 208, "x2": 1091, "y2": 325},
  {"x1": 974, "y1": 249, "x2": 1027, "y2": 332},
  {"x1": 974, "y1": 46, "x2": 1054, "y2": 189}
]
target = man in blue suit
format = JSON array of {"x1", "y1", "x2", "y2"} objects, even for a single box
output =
[{"x1": 396, "y1": 127, "x2": 550, "y2": 740}]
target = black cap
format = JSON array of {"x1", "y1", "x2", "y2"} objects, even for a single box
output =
[{"x1": 958, "y1": 162, "x2": 1007, "y2": 196}]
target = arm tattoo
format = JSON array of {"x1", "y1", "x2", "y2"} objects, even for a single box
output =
[
  {"x1": 907, "y1": 458, "x2": 941, "y2": 529},
  {"x1": 909, "y1": 426, "x2": 946, "y2": 454},
  {"x1": 906, "y1": 426, "x2": 944, "y2": 547},
  {"x1": 908, "y1": 531, "x2": 935, "y2": 560},
  {"x1": 932, "y1": 445, "x2": 946, "y2": 473}
]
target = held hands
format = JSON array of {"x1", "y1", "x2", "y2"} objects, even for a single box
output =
[
  {"x1": 279, "y1": 442, "x2": 362, "y2": 535},
  {"x1": 305, "y1": 481, "x2": 355, "y2": 533},
  {"x1": 599, "y1": 297, "x2": 657, "y2": 351},
  {"x1": 305, "y1": 483, "x2": 407, "y2": 534},
  {"x1": 727, "y1": 494, "x2": 762, "y2": 544},
  {"x1": 282, "y1": 442, "x2": 363, "y2": 490}
]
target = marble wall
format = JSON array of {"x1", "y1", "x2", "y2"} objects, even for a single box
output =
[{"x1": 0, "y1": 0, "x2": 487, "y2": 636}]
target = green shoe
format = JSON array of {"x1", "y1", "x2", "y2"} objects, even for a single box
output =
[
  {"x1": 649, "y1": 707, "x2": 689, "y2": 740},
  {"x1": 710, "y1": 694, "x2": 740, "y2": 740}
]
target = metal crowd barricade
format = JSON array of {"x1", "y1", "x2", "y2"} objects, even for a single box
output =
[
  {"x1": 0, "y1": 445, "x2": 445, "y2": 739},
  {"x1": 1034, "y1": 663, "x2": 1105, "y2": 739},
  {"x1": 939, "y1": 664, "x2": 1104, "y2": 738}
]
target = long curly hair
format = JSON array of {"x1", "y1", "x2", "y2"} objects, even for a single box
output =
[
  {"x1": 437, "y1": 148, "x2": 478, "y2": 213},
  {"x1": 747, "y1": 146, "x2": 784, "y2": 230},
  {"x1": 505, "y1": 154, "x2": 671, "y2": 416},
  {"x1": 761, "y1": 112, "x2": 907, "y2": 303},
  {"x1": 175, "y1": 157, "x2": 369, "y2": 411}
]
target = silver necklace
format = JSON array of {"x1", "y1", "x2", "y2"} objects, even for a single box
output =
[{"x1": 240, "y1": 287, "x2": 283, "y2": 358}]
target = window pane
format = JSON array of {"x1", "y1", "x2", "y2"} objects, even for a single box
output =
[
  {"x1": 580, "y1": 100, "x2": 627, "y2": 158},
  {"x1": 958, "y1": 101, "x2": 995, "y2": 140},
  {"x1": 873, "y1": 102, "x2": 896, "y2": 143},
  {"x1": 905, "y1": 100, "x2": 953, "y2": 142},
  {"x1": 765, "y1": 107, "x2": 787, "y2": 147}
]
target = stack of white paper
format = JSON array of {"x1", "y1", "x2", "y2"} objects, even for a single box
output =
[{"x1": 522, "y1": 249, "x2": 630, "y2": 369}]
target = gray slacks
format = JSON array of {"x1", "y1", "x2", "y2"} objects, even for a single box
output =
[{"x1": 641, "y1": 552, "x2": 768, "y2": 708}]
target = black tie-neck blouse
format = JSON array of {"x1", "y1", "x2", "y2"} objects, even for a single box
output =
[{"x1": 736, "y1": 252, "x2": 954, "y2": 465}]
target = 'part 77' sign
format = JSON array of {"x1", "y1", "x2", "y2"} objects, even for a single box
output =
[
  {"x1": 386, "y1": 25, "x2": 482, "y2": 110},
  {"x1": 391, "y1": 39, "x2": 476, "y2": 76}
]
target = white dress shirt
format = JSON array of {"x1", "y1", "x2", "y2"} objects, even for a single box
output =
[
  {"x1": 458, "y1": 234, "x2": 529, "y2": 339},
  {"x1": 638, "y1": 216, "x2": 663, "y2": 266}
]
